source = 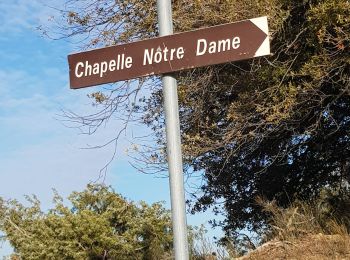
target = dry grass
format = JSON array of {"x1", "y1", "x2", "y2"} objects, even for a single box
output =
[
  {"x1": 237, "y1": 234, "x2": 350, "y2": 260},
  {"x1": 257, "y1": 198, "x2": 350, "y2": 241},
  {"x1": 235, "y1": 198, "x2": 350, "y2": 260}
]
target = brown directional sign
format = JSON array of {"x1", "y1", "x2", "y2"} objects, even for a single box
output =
[{"x1": 68, "y1": 16, "x2": 270, "y2": 89}]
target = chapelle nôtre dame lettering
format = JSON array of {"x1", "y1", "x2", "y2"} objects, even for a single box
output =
[{"x1": 74, "y1": 36, "x2": 241, "y2": 79}]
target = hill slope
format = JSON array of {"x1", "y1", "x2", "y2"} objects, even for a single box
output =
[{"x1": 238, "y1": 234, "x2": 350, "y2": 260}]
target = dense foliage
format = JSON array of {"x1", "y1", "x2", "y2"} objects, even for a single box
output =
[
  {"x1": 49, "y1": 0, "x2": 350, "y2": 238},
  {"x1": 144, "y1": 0, "x2": 350, "y2": 237},
  {"x1": 0, "y1": 185, "x2": 172, "y2": 259}
]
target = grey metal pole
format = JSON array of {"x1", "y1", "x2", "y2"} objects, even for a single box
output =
[{"x1": 156, "y1": 1, "x2": 189, "y2": 259}]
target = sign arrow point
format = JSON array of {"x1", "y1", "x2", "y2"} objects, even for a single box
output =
[
  {"x1": 255, "y1": 36, "x2": 270, "y2": 57},
  {"x1": 249, "y1": 16, "x2": 270, "y2": 58},
  {"x1": 250, "y1": 16, "x2": 269, "y2": 35}
]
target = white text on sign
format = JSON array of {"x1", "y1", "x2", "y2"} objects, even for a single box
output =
[{"x1": 73, "y1": 36, "x2": 241, "y2": 79}]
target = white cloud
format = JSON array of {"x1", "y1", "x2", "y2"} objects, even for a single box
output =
[
  {"x1": 0, "y1": 54, "x2": 130, "y2": 193},
  {"x1": 0, "y1": 63, "x2": 144, "y2": 201},
  {"x1": 0, "y1": 0, "x2": 63, "y2": 35},
  {"x1": 0, "y1": 1, "x2": 37, "y2": 31}
]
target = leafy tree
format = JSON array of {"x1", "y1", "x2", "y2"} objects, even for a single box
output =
[
  {"x1": 141, "y1": 0, "x2": 350, "y2": 237},
  {"x1": 0, "y1": 184, "x2": 172, "y2": 259},
  {"x1": 45, "y1": 0, "x2": 349, "y2": 239},
  {"x1": 181, "y1": 0, "x2": 350, "y2": 235}
]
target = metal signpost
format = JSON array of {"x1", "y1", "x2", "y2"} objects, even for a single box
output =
[
  {"x1": 68, "y1": 6, "x2": 270, "y2": 259},
  {"x1": 156, "y1": 1, "x2": 189, "y2": 259}
]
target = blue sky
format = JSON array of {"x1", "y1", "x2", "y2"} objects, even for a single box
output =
[{"x1": 0, "y1": 0, "x2": 221, "y2": 256}]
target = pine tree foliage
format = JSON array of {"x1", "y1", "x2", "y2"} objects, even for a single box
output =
[{"x1": 0, "y1": 185, "x2": 172, "y2": 259}]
